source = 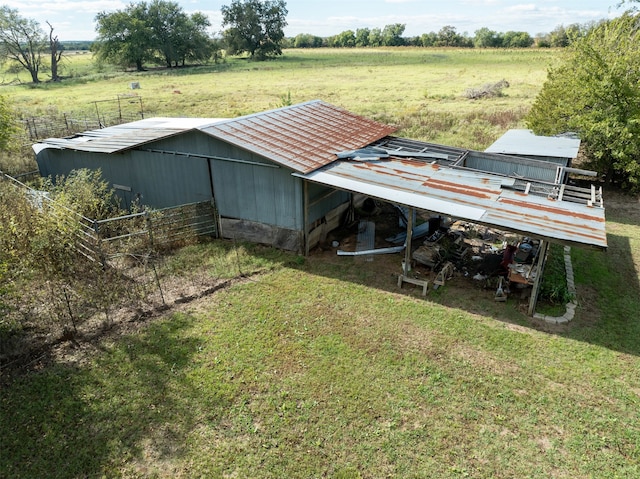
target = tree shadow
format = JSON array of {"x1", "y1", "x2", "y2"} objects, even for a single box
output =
[{"x1": 0, "y1": 313, "x2": 231, "y2": 478}]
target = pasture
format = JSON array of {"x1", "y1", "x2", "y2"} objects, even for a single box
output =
[
  {"x1": 5, "y1": 48, "x2": 558, "y2": 149},
  {"x1": 2, "y1": 48, "x2": 640, "y2": 478}
]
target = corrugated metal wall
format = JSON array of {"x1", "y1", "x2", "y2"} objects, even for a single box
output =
[
  {"x1": 36, "y1": 144, "x2": 212, "y2": 209},
  {"x1": 463, "y1": 152, "x2": 559, "y2": 183},
  {"x1": 35, "y1": 130, "x2": 350, "y2": 233}
]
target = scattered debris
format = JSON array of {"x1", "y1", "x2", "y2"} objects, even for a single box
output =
[
  {"x1": 463, "y1": 79, "x2": 509, "y2": 99},
  {"x1": 433, "y1": 262, "x2": 455, "y2": 290}
]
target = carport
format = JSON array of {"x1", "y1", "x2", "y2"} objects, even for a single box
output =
[{"x1": 296, "y1": 137, "x2": 607, "y2": 316}]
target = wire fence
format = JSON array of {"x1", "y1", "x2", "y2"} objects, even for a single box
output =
[
  {"x1": 1, "y1": 171, "x2": 219, "y2": 362},
  {"x1": 22, "y1": 95, "x2": 144, "y2": 142}
]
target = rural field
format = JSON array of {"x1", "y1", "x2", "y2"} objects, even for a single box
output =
[{"x1": 2, "y1": 48, "x2": 640, "y2": 478}]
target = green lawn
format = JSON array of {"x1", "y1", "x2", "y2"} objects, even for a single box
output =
[{"x1": 2, "y1": 203, "x2": 640, "y2": 477}]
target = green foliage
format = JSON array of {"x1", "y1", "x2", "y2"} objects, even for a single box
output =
[
  {"x1": 539, "y1": 243, "x2": 574, "y2": 305},
  {"x1": 435, "y1": 25, "x2": 473, "y2": 47},
  {"x1": 527, "y1": 12, "x2": 640, "y2": 192},
  {"x1": 474, "y1": 27, "x2": 502, "y2": 48},
  {"x1": 221, "y1": 0, "x2": 288, "y2": 60},
  {"x1": 93, "y1": 4, "x2": 154, "y2": 71},
  {"x1": 293, "y1": 33, "x2": 323, "y2": 48},
  {"x1": 93, "y1": 0, "x2": 215, "y2": 71},
  {"x1": 0, "y1": 94, "x2": 18, "y2": 152},
  {"x1": 0, "y1": 6, "x2": 47, "y2": 83},
  {"x1": 42, "y1": 168, "x2": 123, "y2": 220},
  {"x1": 0, "y1": 169, "x2": 130, "y2": 338}
]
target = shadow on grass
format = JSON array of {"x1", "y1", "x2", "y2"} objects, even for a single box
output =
[
  {"x1": 0, "y1": 314, "x2": 231, "y2": 479},
  {"x1": 564, "y1": 231, "x2": 640, "y2": 355},
  {"x1": 287, "y1": 226, "x2": 640, "y2": 356}
]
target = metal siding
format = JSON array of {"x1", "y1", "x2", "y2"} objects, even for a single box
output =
[
  {"x1": 210, "y1": 157, "x2": 300, "y2": 230},
  {"x1": 486, "y1": 129, "x2": 580, "y2": 159},
  {"x1": 128, "y1": 150, "x2": 211, "y2": 208},
  {"x1": 308, "y1": 182, "x2": 350, "y2": 223},
  {"x1": 465, "y1": 152, "x2": 558, "y2": 183}
]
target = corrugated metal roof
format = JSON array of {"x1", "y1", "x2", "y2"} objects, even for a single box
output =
[
  {"x1": 200, "y1": 100, "x2": 397, "y2": 173},
  {"x1": 297, "y1": 156, "x2": 607, "y2": 250},
  {"x1": 485, "y1": 129, "x2": 580, "y2": 159},
  {"x1": 37, "y1": 117, "x2": 227, "y2": 154}
]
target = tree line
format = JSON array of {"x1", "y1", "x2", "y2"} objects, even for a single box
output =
[
  {"x1": 1, "y1": 0, "x2": 598, "y2": 83},
  {"x1": 289, "y1": 23, "x2": 593, "y2": 49}
]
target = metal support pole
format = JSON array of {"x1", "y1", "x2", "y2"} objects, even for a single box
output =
[
  {"x1": 402, "y1": 206, "x2": 414, "y2": 275},
  {"x1": 304, "y1": 180, "x2": 310, "y2": 256},
  {"x1": 528, "y1": 240, "x2": 549, "y2": 316}
]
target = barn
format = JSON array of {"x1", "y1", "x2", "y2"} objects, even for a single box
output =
[
  {"x1": 33, "y1": 99, "x2": 606, "y2": 261},
  {"x1": 33, "y1": 100, "x2": 395, "y2": 252}
]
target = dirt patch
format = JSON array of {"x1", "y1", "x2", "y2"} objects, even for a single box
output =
[{"x1": 0, "y1": 274, "x2": 259, "y2": 384}]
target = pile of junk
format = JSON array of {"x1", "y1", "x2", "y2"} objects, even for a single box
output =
[
  {"x1": 386, "y1": 206, "x2": 542, "y2": 298},
  {"x1": 335, "y1": 202, "x2": 543, "y2": 300}
]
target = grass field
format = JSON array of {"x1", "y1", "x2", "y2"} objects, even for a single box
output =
[
  {"x1": 4, "y1": 48, "x2": 558, "y2": 149},
  {"x1": 2, "y1": 48, "x2": 640, "y2": 478}
]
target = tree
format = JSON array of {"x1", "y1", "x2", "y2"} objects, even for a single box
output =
[
  {"x1": 527, "y1": 12, "x2": 640, "y2": 191},
  {"x1": 94, "y1": 3, "x2": 155, "y2": 71},
  {"x1": 146, "y1": 0, "x2": 213, "y2": 67},
  {"x1": 502, "y1": 31, "x2": 534, "y2": 48},
  {"x1": 221, "y1": 0, "x2": 288, "y2": 60},
  {"x1": 0, "y1": 6, "x2": 47, "y2": 83},
  {"x1": 368, "y1": 28, "x2": 383, "y2": 47},
  {"x1": 474, "y1": 27, "x2": 502, "y2": 48},
  {"x1": 332, "y1": 30, "x2": 356, "y2": 48},
  {"x1": 435, "y1": 25, "x2": 472, "y2": 47},
  {"x1": 419, "y1": 32, "x2": 437, "y2": 47},
  {"x1": 94, "y1": 1, "x2": 214, "y2": 70},
  {"x1": 0, "y1": 94, "x2": 17, "y2": 152},
  {"x1": 382, "y1": 23, "x2": 405, "y2": 46},
  {"x1": 355, "y1": 28, "x2": 370, "y2": 47},
  {"x1": 47, "y1": 21, "x2": 63, "y2": 81},
  {"x1": 177, "y1": 12, "x2": 216, "y2": 65}
]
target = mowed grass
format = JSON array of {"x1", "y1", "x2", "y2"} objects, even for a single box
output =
[
  {"x1": 2, "y1": 224, "x2": 640, "y2": 478},
  {"x1": 3, "y1": 48, "x2": 640, "y2": 478}
]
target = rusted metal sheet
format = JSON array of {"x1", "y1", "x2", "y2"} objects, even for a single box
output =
[
  {"x1": 298, "y1": 154, "x2": 607, "y2": 251},
  {"x1": 200, "y1": 100, "x2": 396, "y2": 173},
  {"x1": 37, "y1": 101, "x2": 395, "y2": 173},
  {"x1": 485, "y1": 129, "x2": 579, "y2": 162},
  {"x1": 37, "y1": 117, "x2": 226, "y2": 154}
]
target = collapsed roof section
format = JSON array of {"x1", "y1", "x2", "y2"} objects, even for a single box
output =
[{"x1": 297, "y1": 136, "x2": 607, "y2": 251}]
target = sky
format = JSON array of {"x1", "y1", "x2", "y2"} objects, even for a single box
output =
[{"x1": 2, "y1": 0, "x2": 627, "y2": 42}]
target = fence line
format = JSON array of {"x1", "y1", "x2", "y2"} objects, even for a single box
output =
[{"x1": 1, "y1": 170, "x2": 219, "y2": 265}]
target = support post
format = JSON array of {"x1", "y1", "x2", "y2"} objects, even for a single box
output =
[
  {"x1": 403, "y1": 206, "x2": 414, "y2": 276},
  {"x1": 397, "y1": 206, "x2": 429, "y2": 295},
  {"x1": 304, "y1": 180, "x2": 310, "y2": 256},
  {"x1": 528, "y1": 240, "x2": 549, "y2": 316}
]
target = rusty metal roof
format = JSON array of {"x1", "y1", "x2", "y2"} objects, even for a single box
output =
[
  {"x1": 36, "y1": 102, "x2": 395, "y2": 173},
  {"x1": 199, "y1": 100, "x2": 397, "y2": 173},
  {"x1": 297, "y1": 154, "x2": 607, "y2": 250},
  {"x1": 36, "y1": 117, "x2": 227, "y2": 154}
]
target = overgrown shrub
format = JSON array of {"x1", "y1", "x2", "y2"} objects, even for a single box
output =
[{"x1": 539, "y1": 243, "x2": 574, "y2": 305}]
